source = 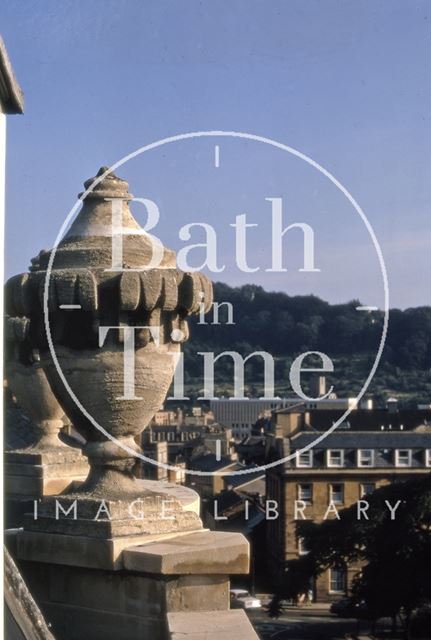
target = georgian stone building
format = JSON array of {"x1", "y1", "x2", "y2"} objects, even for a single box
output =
[{"x1": 266, "y1": 403, "x2": 431, "y2": 601}]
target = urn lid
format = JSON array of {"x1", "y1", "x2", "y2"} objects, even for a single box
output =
[
  {"x1": 5, "y1": 168, "x2": 213, "y2": 331},
  {"x1": 35, "y1": 167, "x2": 175, "y2": 271},
  {"x1": 79, "y1": 166, "x2": 133, "y2": 201}
]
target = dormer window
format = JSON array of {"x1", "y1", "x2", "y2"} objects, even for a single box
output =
[
  {"x1": 296, "y1": 450, "x2": 313, "y2": 468},
  {"x1": 358, "y1": 449, "x2": 375, "y2": 467},
  {"x1": 395, "y1": 449, "x2": 412, "y2": 467},
  {"x1": 327, "y1": 449, "x2": 344, "y2": 468}
]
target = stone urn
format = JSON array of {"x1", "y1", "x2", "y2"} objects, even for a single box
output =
[
  {"x1": 7, "y1": 360, "x2": 66, "y2": 450},
  {"x1": 4, "y1": 306, "x2": 68, "y2": 451},
  {"x1": 4, "y1": 295, "x2": 89, "y2": 520},
  {"x1": 7, "y1": 168, "x2": 213, "y2": 510},
  {"x1": 41, "y1": 340, "x2": 182, "y2": 498}
]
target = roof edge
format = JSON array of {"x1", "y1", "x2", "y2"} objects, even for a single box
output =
[{"x1": 0, "y1": 36, "x2": 24, "y2": 114}]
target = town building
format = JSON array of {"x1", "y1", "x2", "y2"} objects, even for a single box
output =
[
  {"x1": 235, "y1": 435, "x2": 266, "y2": 466},
  {"x1": 210, "y1": 382, "x2": 360, "y2": 440},
  {"x1": 186, "y1": 453, "x2": 240, "y2": 499},
  {"x1": 150, "y1": 406, "x2": 214, "y2": 427},
  {"x1": 210, "y1": 398, "x2": 290, "y2": 439},
  {"x1": 266, "y1": 401, "x2": 431, "y2": 601},
  {"x1": 138, "y1": 440, "x2": 179, "y2": 483},
  {"x1": 141, "y1": 420, "x2": 233, "y2": 469}
]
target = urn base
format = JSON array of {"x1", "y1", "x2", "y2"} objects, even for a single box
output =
[
  {"x1": 18, "y1": 480, "x2": 204, "y2": 570},
  {"x1": 26, "y1": 492, "x2": 202, "y2": 539}
]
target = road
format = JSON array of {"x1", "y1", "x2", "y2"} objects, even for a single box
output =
[{"x1": 246, "y1": 606, "x2": 367, "y2": 640}]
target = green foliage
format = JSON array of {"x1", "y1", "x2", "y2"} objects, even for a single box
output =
[{"x1": 183, "y1": 283, "x2": 431, "y2": 402}]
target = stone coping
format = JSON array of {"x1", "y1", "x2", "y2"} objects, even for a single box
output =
[
  {"x1": 17, "y1": 528, "x2": 204, "y2": 571},
  {"x1": 123, "y1": 530, "x2": 250, "y2": 575},
  {"x1": 5, "y1": 447, "x2": 86, "y2": 465},
  {"x1": 167, "y1": 610, "x2": 259, "y2": 639},
  {"x1": 16, "y1": 528, "x2": 250, "y2": 576}
]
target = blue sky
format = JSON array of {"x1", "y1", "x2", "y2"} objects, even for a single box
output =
[{"x1": 2, "y1": 0, "x2": 430, "y2": 308}]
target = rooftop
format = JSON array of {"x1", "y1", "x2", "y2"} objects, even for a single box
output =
[
  {"x1": 291, "y1": 429, "x2": 431, "y2": 449},
  {"x1": 188, "y1": 453, "x2": 237, "y2": 473},
  {"x1": 306, "y1": 408, "x2": 431, "y2": 431},
  {"x1": 0, "y1": 37, "x2": 24, "y2": 114}
]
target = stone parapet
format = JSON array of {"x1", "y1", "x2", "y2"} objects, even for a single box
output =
[
  {"x1": 123, "y1": 530, "x2": 249, "y2": 575},
  {"x1": 5, "y1": 447, "x2": 88, "y2": 528},
  {"x1": 6, "y1": 448, "x2": 88, "y2": 495},
  {"x1": 12, "y1": 528, "x2": 251, "y2": 640},
  {"x1": 167, "y1": 610, "x2": 259, "y2": 639}
]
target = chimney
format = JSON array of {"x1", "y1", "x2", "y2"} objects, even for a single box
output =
[{"x1": 310, "y1": 375, "x2": 326, "y2": 399}]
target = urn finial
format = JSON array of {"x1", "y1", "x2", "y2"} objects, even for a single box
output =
[{"x1": 80, "y1": 166, "x2": 133, "y2": 201}]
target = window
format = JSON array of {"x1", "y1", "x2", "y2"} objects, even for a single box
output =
[
  {"x1": 329, "y1": 566, "x2": 347, "y2": 594},
  {"x1": 358, "y1": 449, "x2": 374, "y2": 467},
  {"x1": 395, "y1": 449, "x2": 412, "y2": 467},
  {"x1": 327, "y1": 449, "x2": 344, "y2": 467},
  {"x1": 425, "y1": 450, "x2": 431, "y2": 467},
  {"x1": 298, "y1": 537, "x2": 310, "y2": 555},
  {"x1": 298, "y1": 483, "x2": 313, "y2": 504},
  {"x1": 329, "y1": 483, "x2": 344, "y2": 504},
  {"x1": 360, "y1": 483, "x2": 376, "y2": 497},
  {"x1": 296, "y1": 450, "x2": 313, "y2": 468}
]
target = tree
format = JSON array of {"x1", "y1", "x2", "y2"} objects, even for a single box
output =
[{"x1": 271, "y1": 474, "x2": 431, "y2": 636}]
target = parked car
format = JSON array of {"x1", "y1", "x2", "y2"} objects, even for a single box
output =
[
  {"x1": 330, "y1": 597, "x2": 369, "y2": 619},
  {"x1": 230, "y1": 589, "x2": 262, "y2": 609}
]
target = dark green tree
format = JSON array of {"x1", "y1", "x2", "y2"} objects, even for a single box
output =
[{"x1": 271, "y1": 475, "x2": 431, "y2": 636}]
